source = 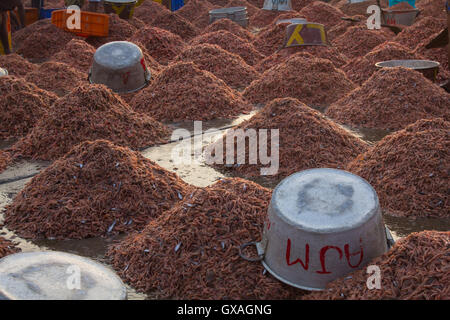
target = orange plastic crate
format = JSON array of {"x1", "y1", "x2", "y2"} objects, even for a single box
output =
[{"x1": 51, "y1": 10, "x2": 109, "y2": 38}]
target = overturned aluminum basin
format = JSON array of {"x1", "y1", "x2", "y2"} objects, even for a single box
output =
[
  {"x1": 375, "y1": 59, "x2": 440, "y2": 82},
  {"x1": 0, "y1": 68, "x2": 8, "y2": 77},
  {"x1": 89, "y1": 41, "x2": 151, "y2": 93},
  {"x1": 103, "y1": 0, "x2": 137, "y2": 19},
  {"x1": 263, "y1": 0, "x2": 292, "y2": 11},
  {"x1": 381, "y1": 7, "x2": 420, "y2": 27},
  {"x1": 209, "y1": 7, "x2": 249, "y2": 27},
  {"x1": 0, "y1": 251, "x2": 127, "y2": 300},
  {"x1": 284, "y1": 22, "x2": 329, "y2": 47},
  {"x1": 241, "y1": 168, "x2": 388, "y2": 291},
  {"x1": 276, "y1": 18, "x2": 307, "y2": 25}
]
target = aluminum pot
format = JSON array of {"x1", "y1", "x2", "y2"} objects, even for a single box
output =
[
  {"x1": 375, "y1": 59, "x2": 440, "y2": 82},
  {"x1": 284, "y1": 22, "x2": 329, "y2": 47},
  {"x1": 103, "y1": 0, "x2": 137, "y2": 19},
  {"x1": 0, "y1": 251, "x2": 126, "y2": 300},
  {"x1": 276, "y1": 18, "x2": 307, "y2": 25},
  {"x1": 209, "y1": 7, "x2": 248, "y2": 27},
  {"x1": 89, "y1": 41, "x2": 151, "y2": 93},
  {"x1": 263, "y1": 0, "x2": 292, "y2": 11},
  {"x1": 0, "y1": 68, "x2": 8, "y2": 77},
  {"x1": 381, "y1": 7, "x2": 420, "y2": 26},
  {"x1": 241, "y1": 168, "x2": 389, "y2": 291}
]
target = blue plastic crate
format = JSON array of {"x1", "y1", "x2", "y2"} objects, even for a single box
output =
[
  {"x1": 170, "y1": 0, "x2": 184, "y2": 11},
  {"x1": 40, "y1": 8, "x2": 62, "y2": 19}
]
